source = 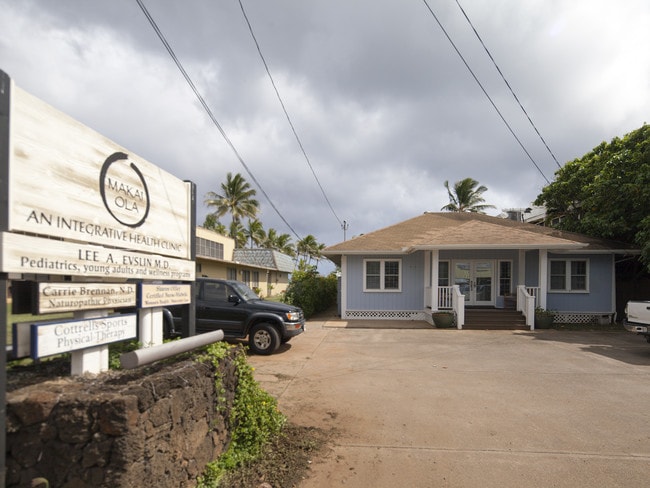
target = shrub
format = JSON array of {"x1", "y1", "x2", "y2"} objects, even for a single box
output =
[
  {"x1": 283, "y1": 270, "x2": 337, "y2": 318},
  {"x1": 197, "y1": 343, "x2": 286, "y2": 487}
]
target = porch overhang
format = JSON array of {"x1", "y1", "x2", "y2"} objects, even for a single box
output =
[{"x1": 403, "y1": 243, "x2": 588, "y2": 253}]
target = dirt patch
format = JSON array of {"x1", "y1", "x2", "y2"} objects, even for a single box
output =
[{"x1": 216, "y1": 423, "x2": 332, "y2": 488}]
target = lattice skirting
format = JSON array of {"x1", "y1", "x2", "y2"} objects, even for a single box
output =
[
  {"x1": 554, "y1": 312, "x2": 614, "y2": 324},
  {"x1": 344, "y1": 310, "x2": 430, "y2": 321}
]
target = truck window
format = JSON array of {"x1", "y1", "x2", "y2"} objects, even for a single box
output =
[{"x1": 203, "y1": 282, "x2": 228, "y2": 302}]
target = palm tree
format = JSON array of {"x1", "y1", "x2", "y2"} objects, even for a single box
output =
[
  {"x1": 229, "y1": 220, "x2": 247, "y2": 248},
  {"x1": 204, "y1": 172, "x2": 259, "y2": 234},
  {"x1": 264, "y1": 228, "x2": 295, "y2": 256},
  {"x1": 296, "y1": 234, "x2": 322, "y2": 265},
  {"x1": 441, "y1": 178, "x2": 495, "y2": 213},
  {"x1": 244, "y1": 218, "x2": 265, "y2": 248},
  {"x1": 202, "y1": 214, "x2": 228, "y2": 236}
]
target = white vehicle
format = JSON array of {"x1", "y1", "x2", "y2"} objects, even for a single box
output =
[{"x1": 624, "y1": 301, "x2": 650, "y2": 343}]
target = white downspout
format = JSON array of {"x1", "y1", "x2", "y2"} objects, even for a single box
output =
[
  {"x1": 611, "y1": 254, "x2": 616, "y2": 319},
  {"x1": 341, "y1": 255, "x2": 348, "y2": 319}
]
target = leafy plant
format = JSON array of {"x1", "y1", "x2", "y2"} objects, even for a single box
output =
[
  {"x1": 535, "y1": 307, "x2": 555, "y2": 318},
  {"x1": 197, "y1": 342, "x2": 286, "y2": 487},
  {"x1": 535, "y1": 124, "x2": 650, "y2": 269},
  {"x1": 283, "y1": 269, "x2": 337, "y2": 318}
]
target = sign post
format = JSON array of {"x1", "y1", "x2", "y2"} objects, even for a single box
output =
[
  {"x1": 1, "y1": 68, "x2": 11, "y2": 488},
  {"x1": 70, "y1": 310, "x2": 110, "y2": 375}
]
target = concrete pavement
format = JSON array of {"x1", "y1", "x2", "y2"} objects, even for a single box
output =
[{"x1": 248, "y1": 316, "x2": 650, "y2": 487}]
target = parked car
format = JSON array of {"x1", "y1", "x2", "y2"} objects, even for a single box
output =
[
  {"x1": 623, "y1": 300, "x2": 650, "y2": 343},
  {"x1": 164, "y1": 278, "x2": 305, "y2": 354}
]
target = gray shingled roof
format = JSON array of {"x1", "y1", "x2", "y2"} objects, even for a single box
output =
[
  {"x1": 322, "y1": 212, "x2": 639, "y2": 264},
  {"x1": 233, "y1": 249, "x2": 296, "y2": 273}
]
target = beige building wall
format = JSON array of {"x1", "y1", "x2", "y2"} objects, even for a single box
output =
[{"x1": 194, "y1": 227, "x2": 290, "y2": 298}]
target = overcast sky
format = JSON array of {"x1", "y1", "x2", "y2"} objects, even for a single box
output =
[{"x1": 2, "y1": 0, "x2": 649, "y2": 256}]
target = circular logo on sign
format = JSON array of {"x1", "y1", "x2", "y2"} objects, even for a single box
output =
[{"x1": 99, "y1": 152, "x2": 150, "y2": 228}]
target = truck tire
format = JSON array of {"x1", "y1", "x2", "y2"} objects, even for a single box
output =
[{"x1": 249, "y1": 323, "x2": 281, "y2": 355}]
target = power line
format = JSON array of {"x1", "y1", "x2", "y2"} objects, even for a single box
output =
[
  {"x1": 421, "y1": 0, "x2": 551, "y2": 184},
  {"x1": 135, "y1": 0, "x2": 303, "y2": 240},
  {"x1": 454, "y1": 0, "x2": 562, "y2": 169},
  {"x1": 237, "y1": 0, "x2": 344, "y2": 227}
]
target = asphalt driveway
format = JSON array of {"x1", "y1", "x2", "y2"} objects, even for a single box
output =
[{"x1": 248, "y1": 317, "x2": 650, "y2": 488}]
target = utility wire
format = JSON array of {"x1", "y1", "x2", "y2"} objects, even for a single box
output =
[
  {"x1": 135, "y1": 0, "x2": 303, "y2": 240},
  {"x1": 237, "y1": 0, "x2": 344, "y2": 227},
  {"x1": 421, "y1": 0, "x2": 550, "y2": 184},
  {"x1": 455, "y1": 0, "x2": 562, "y2": 169}
]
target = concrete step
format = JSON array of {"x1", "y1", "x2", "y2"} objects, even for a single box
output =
[{"x1": 464, "y1": 309, "x2": 529, "y2": 330}]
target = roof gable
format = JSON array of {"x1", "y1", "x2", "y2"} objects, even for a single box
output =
[{"x1": 323, "y1": 212, "x2": 638, "y2": 257}]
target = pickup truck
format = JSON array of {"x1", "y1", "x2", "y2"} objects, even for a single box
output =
[
  {"x1": 164, "y1": 278, "x2": 305, "y2": 355},
  {"x1": 623, "y1": 300, "x2": 650, "y2": 343}
]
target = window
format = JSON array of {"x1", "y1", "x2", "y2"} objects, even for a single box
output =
[
  {"x1": 549, "y1": 259, "x2": 588, "y2": 292},
  {"x1": 203, "y1": 281, "x2": 228, "y2": 302},
  {"x1": 438, "y1": 261, "x2": 450, "y2": 287},
  {"x1": 499, "y1": 261, "x2": 512, "y2": 296},
  {"x1": 364, "y1": 259, "x2": 401, "y2": 292},
  {"x1": 241, "y1": 269, "x2": 251, "y2": 286},
  {"x1": 196, "y1": 237, "x2": 224, "y2": 260},
  {"x1": 227, "y1": 267, "x2": 237, "y2": 280},
  {"x1": 252, "y1": 271, "x2": 260, "y2": 288}
]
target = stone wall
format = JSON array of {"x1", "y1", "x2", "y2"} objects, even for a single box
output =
[{"x1": 5, "y1": 352, "x2": 238, "y2": 487}]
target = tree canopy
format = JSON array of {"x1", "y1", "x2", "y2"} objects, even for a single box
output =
[
  {"x1": 534, "y1": 124, "x2": 650, "y2": 268},
  {"x1": 441, "y1": 178, "x2": 495, "y2": 213},
  {"x1": 204, "y1": 172, "x2": 259, "y2": 228},
  {"x1": 202, "y1": 173, "x2": 326, "y2": 264}
]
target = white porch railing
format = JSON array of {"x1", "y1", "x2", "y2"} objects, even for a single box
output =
[
  {"x1": 434, "y1": 286, "x2": 464, "y2": 329},
  {"x1": 438, "y1": 286, "x2": 454, "y2": 310},
  {"x1": 517, "y1": 285, "x2": 536, "y2": 330},
  {"x1": 451, "y1": 285, "x2": 464, "y2": 329}
]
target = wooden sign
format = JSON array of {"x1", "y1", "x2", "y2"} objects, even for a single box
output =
[
  {"x1": 1, "y1": 232, "x2": 195, "y2": 281},
  {"x1": 139, "y1": 283, "x2": 192, "y2": 308},
  {"x1": 31, "y1": 314, "x2": 137, "y2": 359},
  {"x1": 38, "y1": 282, "x2": 137, "y2": 314},
  {"x1": 6, "y1": 81, "x2": 192, "y2": 260}
]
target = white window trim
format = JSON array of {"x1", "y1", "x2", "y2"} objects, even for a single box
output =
[
  {"x1": 548, "y1": 258, "x2": 590, "y2": 293},
  {"x1": 363, "y1": 258, "x2": 402, "y2": 292},
  {"x1": 498, "y1": 260, "x2": 513, "y2": 297}
]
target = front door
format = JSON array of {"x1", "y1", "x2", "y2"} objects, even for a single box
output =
[{"x1": 453, "y1": 260, "x2": 494, "y2": 306}]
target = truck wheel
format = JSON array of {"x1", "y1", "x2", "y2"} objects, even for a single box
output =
[{"x1": 249, "y1": 323, "x2": 281, "y2": 355}]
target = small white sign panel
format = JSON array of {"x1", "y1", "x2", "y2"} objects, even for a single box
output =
[
  {"x1": 32, "y1": 314, "x2": 137, "y2": 359},
  {"x1": 8, "y1": 84, "x2": 192, "y2": 260},
  {"x1": 140, "y1": 283, "x2": 192, "y2": 308},
  {"x1": 1, "y1": 232, "x2": 195, "y2": 281},
  {"x1": 38, "y1": 283, "x2": 137, "y2": 314}
]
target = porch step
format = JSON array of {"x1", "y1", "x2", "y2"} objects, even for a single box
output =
[{"x1": 463, "y1": 309, "x2": 528, "y2": 331}]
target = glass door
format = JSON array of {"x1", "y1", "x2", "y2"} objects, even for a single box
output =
[{"x1": 453, "y1": 260, "x2": 494, "y2": 306}]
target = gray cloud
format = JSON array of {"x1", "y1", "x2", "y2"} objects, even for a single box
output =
[{"x1": 1, "y1": 0, "x2": 648, "y2": 261}]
